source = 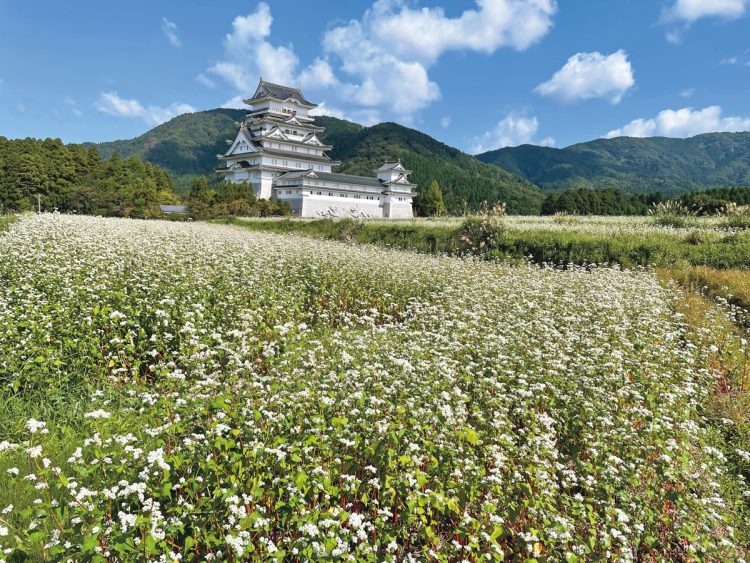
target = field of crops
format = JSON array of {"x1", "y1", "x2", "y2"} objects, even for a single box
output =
[{"x1": 0, "y1": 214, "x2": 748, "y2": 561}]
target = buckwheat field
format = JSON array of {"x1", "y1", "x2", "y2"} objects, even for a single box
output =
[{"x1": 0, "y1": 214, "x2": 747, "y2": 561}]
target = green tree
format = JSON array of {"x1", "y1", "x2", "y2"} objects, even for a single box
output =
[
  {"x1": 189, "y1": 176, "x2": 213, "y2": 205},
  {"x1": 415, "y1": 179, "x2": 446, "y2": 216}
]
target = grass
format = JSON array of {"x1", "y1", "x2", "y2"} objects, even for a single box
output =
[
  {"x1": 0, "y1": 214, "x2": 16, "y2": 232},
  {"x1": 1, "y1": 214, "x2": 748, "y2": 560},
  {"x1": 228, "y1": 216, "x2": 750, "y2": 534},
  {"x1": 226, "y1": 216, "x2": 750, "y2": 269},
  {"x1": 666, "y1": 266, "x2": 750, "y2": 310},
  {"x1": 661, "y1": 280, "x2": 750, "y2": 546}
]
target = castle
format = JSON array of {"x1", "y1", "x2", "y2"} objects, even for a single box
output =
[{"x1": 218, "y1": 78, "x2": 415, "y2": 219}]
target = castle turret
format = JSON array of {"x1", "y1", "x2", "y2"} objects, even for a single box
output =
[
  {"x1": 376, "y1": 161, "x2": 415, "y2": 219},
  {"x1": 218, "y1": 78, "x2": 338, "y2": 199}
]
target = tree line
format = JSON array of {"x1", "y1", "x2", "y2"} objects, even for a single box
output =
[
  {"x1": 540, "y1": 186, "x2": 750, "y2": 216},
  {"x1": 0, "y1": 137, "x2": 177, "y2": 217},
  {"x1": 186, "y1": 176, "x2": 291, "y2": 218},
  {"x1": 541, "y1": 188, "x2": 665, "y2": 216},
  {"x1": 0, "y1": 137, "x2": 291, "y2": 219}
]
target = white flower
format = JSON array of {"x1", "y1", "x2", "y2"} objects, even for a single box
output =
[
  {"x1": 84, "y1": 409, "x2": 111, "y2": 420},
  {"x1": 118, "y1": 511, "x2": 137, "y2": 533},
  {"x1": 26, "y1": 419, "x2": 46, "y2": 434},
  {"x1": 146, "y1": 448, "x2": 170, "y2": 471},
  {"x1": 0, "y1": 441, "x2": 18, "y2": 452}
]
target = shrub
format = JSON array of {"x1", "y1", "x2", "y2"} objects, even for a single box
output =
[{"x1": 458, "y1": 217, "x2": 506, "y2": 255}]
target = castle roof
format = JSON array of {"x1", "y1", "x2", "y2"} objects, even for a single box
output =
[
  {"x1": 276, "y1": 170, "x2": 384, "y2": 188},
  {"x1": 259, "y1": 146, "x2": 334, "y2": 163},
  {"x1": 376, "y1": 160, "x2": 412, "y2": 174},
  {"x1": 245, "y1": 78, "x2": 315, "y2": 107}
]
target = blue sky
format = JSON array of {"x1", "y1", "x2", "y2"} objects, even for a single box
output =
[{"x1": 1, "y1": 0, "x2": 749, "y2": 153}]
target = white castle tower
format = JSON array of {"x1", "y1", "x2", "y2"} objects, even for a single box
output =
[{"x1": 218, "y1": 78, "x2": 415, "y2": 219}]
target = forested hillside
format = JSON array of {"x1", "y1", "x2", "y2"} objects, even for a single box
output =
[
  {"x1": 0, "y1": 137, "x2": 177, "y2": 216},
  {"x1": 316, "y1": 117, "x2": 542, "y2": 214},
  {"x1": 93, "y1": 110, "x2": 544, "y2": 214},
  {"x1": 93, "y1": 109, "x2": 244, "y2": 177},
  {"x1": 476, "y1": 132, "x2": 750, "y2": 194}
]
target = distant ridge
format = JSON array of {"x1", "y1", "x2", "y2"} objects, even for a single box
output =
[
  {"x1": 90, "y1": 108, "x2": 750, "y2": 209},
  {"x1": 92, "y1": 109, "x2": 543, "y2": 214},
  {"x1": 476, "y1": 132, "x2": 750, "y2": 194}
]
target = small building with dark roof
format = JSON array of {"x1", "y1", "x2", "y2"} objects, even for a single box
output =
[{"x1": 159, "y1": 205, "x2": 190, "y2": 215}]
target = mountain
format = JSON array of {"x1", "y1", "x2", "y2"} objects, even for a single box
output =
[
  {"x1": 476, "y1": 133, "x2": 750, "y2": 195},
  {"x1": 92, "y1": 109, "x2": 543, "y2": 214},
  {"x1": 93, "y1": 108, "x2": 246, "y2": 177}
]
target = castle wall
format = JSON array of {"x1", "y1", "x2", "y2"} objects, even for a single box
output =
[
  {"x1": 276, "y1": 192, "x2": 384, "y2": 218},
  {"x1": 384, "y1": 202, "x2": 414, "y2": 219}
]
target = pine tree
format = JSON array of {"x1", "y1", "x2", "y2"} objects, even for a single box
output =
[
  {"x1": 189, "y1": 176, "x2": 213, "y2": 205},
  {"x1": 415, "y1": 179, "x2": 446, "y2": 216}
]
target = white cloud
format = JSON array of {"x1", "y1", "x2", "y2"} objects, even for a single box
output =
[
  {"x1": 665, "y1": 30, "x2": 683, "y2": 44},
  {"x1": 309, "y1": 102, "x2": 347, "y2": 120},
  {"x1": 309, "y1": 103, "x2": 382, "y2": 126},
  {"x1": 64, "y1": 97, "x2": 83, "y2": 118},
  {"x1": 665, "y1": 0, "x2": 748, "y2": 23},
  {"x1": 472, "y1": 112, "x2": 546, "y2": 153},
  {"x1": 539, "y1": 136, "x2": 556, "y2": 146},
  {"x1": 298, "y1": 58, "x2": 338, "y2": 89},
  {"x1": 721, "y1": 56, "x2": 739, "y2": 65},
  {"x1": 207, "y1": 1, "x2": 557, "y2": 123},
  {"x1": 607, "y1": 118, "x2": 657, "y2": 138},
  {"x1": 662, "y1": 0, "x2": 747, "y2": 42},
  {"x1": 606, "y1": 105, "x2": 750, "y2": 138},
  {"x1": 95, "y1": 92, "x2": 195, "y2": 127},
  {"x1": 195, "y1": 73, "x2": 216, "y2": 89},
  {"x1": 364, "y1": 0, "x2": 558, "y2": 64},
  {"x1": 679, "y1": 87, "x2": 696, "y2": 98},
  {"x1": 208, "y1": 62, "x2": 247, "y2": 92},
  {"x1": 320, "y1": 0, "x2": 556, "y2": 119},
  {"x1": 207, "y1": 2, "x2": 298, "y2": 90},
  {"x1": 440, "y1": 116, "x2": 451, "y2": 128},
  {"x1": 161, "y1": 17, "x2": 181, "y2": 48},
  {"x1": 535, "y1": 50, "x2": 635, "y2": 105},
  {"x1": 221, "y1": 95, "x2": 245, "y2": 109}
]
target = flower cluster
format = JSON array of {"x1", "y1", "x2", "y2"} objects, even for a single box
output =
[{"x1": 0, "y1": 214, "x2": 746, "y2": 561}]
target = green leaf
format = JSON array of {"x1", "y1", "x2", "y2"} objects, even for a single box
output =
[
  {"x1": 331, "y1": 416, "x2": 348, "y2": 429},
  {"x1": 295, "y1": 471, "x2": 309, "y2": 491},
  {"x1": 82, "y1": 534, "x2": 99, "y2": 552}
]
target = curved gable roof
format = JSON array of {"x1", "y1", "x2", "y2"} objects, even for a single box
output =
[{"x1": 248, "y1": 79, "x2": 315, "y2": 107}]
